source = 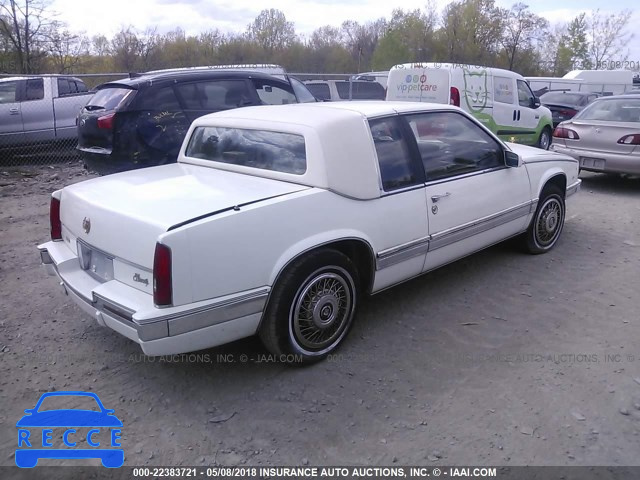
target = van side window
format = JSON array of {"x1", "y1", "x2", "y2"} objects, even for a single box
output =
[
  {"x1": 369, "y1": 117, "x2": 422, "y2": 191},
  {"x1": 494, "y1": 76, "x2": 515, "y2": 104},
  {"x1": 405, "y1": 112, "x2": 503, "y2": 181},
  {"x1": 517, "y1": 80, "x2": 534, "y2": 108},
  {"x1": 305, "y1": 83, "x2": 330, "y2": 101}
]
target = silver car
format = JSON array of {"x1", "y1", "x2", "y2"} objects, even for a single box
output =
[{"x1": 551, "y1": 94, "x2": 640, "y2": 175}]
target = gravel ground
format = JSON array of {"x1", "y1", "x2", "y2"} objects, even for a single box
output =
[{"x1": 1, "y1": 164, "x2": 639, "y2": 473}]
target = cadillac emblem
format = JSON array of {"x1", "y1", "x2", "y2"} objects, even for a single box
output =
[{"x1": 82, "y1": 217, "x2": 91, "y2": 234}]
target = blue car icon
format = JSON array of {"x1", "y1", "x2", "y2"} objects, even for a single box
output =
[{"x1": 16, "y1": 391, "x2": 123, "y2": 468}]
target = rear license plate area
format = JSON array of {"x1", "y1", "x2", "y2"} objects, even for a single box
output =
[
  {"x1": 580, "y1": 157, "x2": 606, "y2": 170},
  {"x1": 77, "y1": 240, "x2": 114, "y2": 282}
]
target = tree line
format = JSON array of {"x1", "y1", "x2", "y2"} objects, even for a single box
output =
[{"x1": 0, "y1": 0, "x2": 635, "y2": 78}]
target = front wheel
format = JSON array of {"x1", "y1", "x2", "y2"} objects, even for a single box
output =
[
  {"x1": 537, "y1": 127, "x2": 552, "y2": 150},
  {"x1": 259, "y1": 249, "x2": 359, "y2": 364},
  {"x1": 523, "y1": 186, "x2": 565, "y2": 254}
]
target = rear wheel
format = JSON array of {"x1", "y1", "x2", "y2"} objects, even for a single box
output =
[
  {"x1": 523, "y1": 185, "x2": 565, "y2": 254},
  {"x1": 259, "y1": 249, "x2": 359, "y2": 364},
  {"x1": 537, "y1": 126, "x2": 552, "y2": 150}
]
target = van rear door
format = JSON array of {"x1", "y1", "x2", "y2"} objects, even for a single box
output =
[{"x1": 386, "y1": 67, "x2": 450, "y2": 104}]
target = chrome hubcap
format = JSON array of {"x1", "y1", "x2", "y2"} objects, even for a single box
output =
[
  {"x1": 536, "y1": 198, "x2": 562, "y2": 246},
  {"x1": 540, "y1": 133, "x2": 550, "y2": 150},
  {"x1": 292, "y1": 271, "x2": 353, "y2": 351}
]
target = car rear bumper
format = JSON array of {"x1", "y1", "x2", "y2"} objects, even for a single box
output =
[
  {"x1": 551, "y1": 144, "x2": 640, "y2": 175},
  {"x1": 38, "y1": 240, "x2": 267, "y2": 356}
]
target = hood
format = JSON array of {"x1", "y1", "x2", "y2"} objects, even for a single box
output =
[{"x1": 60, "y1": 163, "x2": 310, "y2": 268}]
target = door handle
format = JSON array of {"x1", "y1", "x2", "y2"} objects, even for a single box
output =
[
  {"x1": 513, "y1": 110, "x2": 516, "y2": 121},
  {"x1": 9, "y1": 108, "x2": 19, "y2": 115},
  {"x1": 431, "y1": 192, "x2": 451, "y2": 203},
  {"x1": 517, "y1": 110, "x2": 521, "y2": 121}
]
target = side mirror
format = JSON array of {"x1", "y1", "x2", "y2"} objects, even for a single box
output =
[
  {"x1": 531, "y1": 96, "x2": 541, "y2": 109},
  {"x1": 24, "y1": 409, "x2": 34, "y2": 414},
  {"x1": 505, "y1": 150, "x2": 521, "y2": 168}
]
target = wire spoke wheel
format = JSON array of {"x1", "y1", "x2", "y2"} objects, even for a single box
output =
[
  {"x1": 290, "y1": 268, "x2": 354, "y2": 353},
  {"x1": 535, "y1": 196, "x2": 563, "y2": 247}
]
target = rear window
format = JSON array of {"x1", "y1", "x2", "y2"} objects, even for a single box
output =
[
  {"x1": 576, "y1": 98, "x2": 640, "y2": 122},
  {"x1": 185, "y1": 126, "x2": 306, "y2": 175},
  {"x1": 540, "y1": 92, "x2": 586, "y2": 106},
  {"x1": 89, "y1": 87, "x2": 133, "y2": 110},
  {"x1": 306, "y1": 83, "x2": 331, "y2": 101},
  {"x1": 336, "y1": 81, "x2": 385, "y2": 100}
]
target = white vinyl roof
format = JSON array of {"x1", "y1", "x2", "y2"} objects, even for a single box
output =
[{"x1": 180, "y1": 102, "x2": 460, "y2": 200}]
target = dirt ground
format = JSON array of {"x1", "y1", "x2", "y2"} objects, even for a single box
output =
[{"x1": 1, "y1": 162, "x2": 640, "y2": 473}]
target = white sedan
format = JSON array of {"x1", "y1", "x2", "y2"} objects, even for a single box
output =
[{"x1": 38, "y1": 102, "x2": 580, "y2": 363}]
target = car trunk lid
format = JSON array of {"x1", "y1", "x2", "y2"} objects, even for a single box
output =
[
  {"x1": 60, "y1": 163, "x2": 310, "y2": 269},
  {"x1": 563, "y1": 120, "x2": 639, "y2": 155}
]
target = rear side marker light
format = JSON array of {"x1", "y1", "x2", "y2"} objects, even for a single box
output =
[
  {"x1": 50, "y1": 197, "x2": 62, "y2": 241},
  {"x1": 153, "y1": 243, "x2": 173, "y2": 307}
]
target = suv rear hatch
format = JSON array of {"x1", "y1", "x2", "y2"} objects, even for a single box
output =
[{"x1": 77, "y1": 84, "x2": 136, "y2": 155}]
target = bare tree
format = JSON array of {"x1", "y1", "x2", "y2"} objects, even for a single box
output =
[
  {"x1": 0, "y1": 0, "x2": 55, "y2": 73},
  {"x1": 246, "y1": 9, "x2": 297, "y2": 52},
  {"x1": 501, "y1": 3, "x2": 548, "y2": 70},
  {"x1": 589, "y1": 9, "x2": 634, "y2": 69},
  {"x1": 47, "y1": 25, "x2": 88, "y2": 73}
]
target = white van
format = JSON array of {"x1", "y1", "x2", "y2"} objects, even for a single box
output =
[{"x1": 386, "y1": 63, "x2": 554, "y2": 149}]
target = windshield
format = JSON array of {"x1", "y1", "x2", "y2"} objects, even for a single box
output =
[
  {"x1": 185, "y1": 126, "x2": 307, "y2": 174},
  {"x1": 575, "y1": 98, "x2": 640, "y2": 122},
  {"x1": 540, "y1": 92, "x2": 586, "y2": 106}
]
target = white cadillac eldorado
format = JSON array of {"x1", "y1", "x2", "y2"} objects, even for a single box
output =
[{"x1": 38, "y1": 102, "x2": 581, "y2": 363}]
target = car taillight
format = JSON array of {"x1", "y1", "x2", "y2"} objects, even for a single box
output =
[
  {"x1": 558, "y1": 109, "x2": 578, "y2": 117},
  {"x1": 553, "y1": 127, "x2": 580, "y2": 140},
  {"x1": 450, "y1": 87, "x2": 460, "y2": 107},
  {"x1": 50, "y1": 197, "x2": 62, "y2": 241},
  {"x1": 97, "y1": 113, "x2": 115, "y2": 129},
  {"x1": 153, "y1": 243, "x2": 172, "y2": 306},
  {"x1": 617, "y1": 134, "x2": 640, "y2": 145}
]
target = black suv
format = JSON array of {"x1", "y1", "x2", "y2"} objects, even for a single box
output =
[{"x1": 77, "y1": 70, "x2": 317, "y2": 174}]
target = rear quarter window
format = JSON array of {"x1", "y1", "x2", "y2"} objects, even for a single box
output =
[
  {"x1": 185, "y1": 126, "x2": 307, "y2": 175},
  {"x1": 305, "y1": 83, "x2": 331, "y2": 101}
]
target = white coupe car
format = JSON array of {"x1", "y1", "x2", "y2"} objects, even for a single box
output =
[{"x1": 38, "y1": 102, "x2": 580, "y2": 363}]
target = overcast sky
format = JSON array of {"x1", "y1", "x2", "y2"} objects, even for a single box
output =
[{"x1": 50, "y1": 0, "x2": 639, "y2": 61}]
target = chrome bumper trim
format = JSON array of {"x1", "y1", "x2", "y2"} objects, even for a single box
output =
[
  {"x1": 39, "y1": 246, "x2": 269, "y2": 342},
  {"x1": 566, "y1": 179, "x2": 581, "y2": 198}
]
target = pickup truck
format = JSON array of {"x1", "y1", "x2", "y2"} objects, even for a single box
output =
[{"x1": 0, "y1": 75, "x2": 91, "y2": 152}]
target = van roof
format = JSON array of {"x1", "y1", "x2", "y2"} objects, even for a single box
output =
[{"x1": 391, "y1": 63, "x2": 524, "y2": 78}]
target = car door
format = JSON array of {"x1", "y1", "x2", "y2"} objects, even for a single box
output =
[
  {"x1": 401, "y1": 111, "x2": 531, "y2": 273},
  {"x1": 20, "y1": 77, "x2": 55, "y2": 144},
  {"x1": 367, "y1": 115, "x2": 431, "y2": 291},
  {"x1": 492, "y1": 75, "x2": 518, "y2": 139},
  {"x1": 516, "y1": 79, "x2": 543, "y2": 145},
  {"x1": 0, "y1": 79, "x2": 24, "y2": 146}
]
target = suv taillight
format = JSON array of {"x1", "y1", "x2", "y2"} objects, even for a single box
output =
[
  {"x1": 450, "y1": 87, "x2": 460, "y2": 107},
  {"x1": 50, "y1": 197, "x2": 62, "y2": 241},
  {"x1": 553, "y1": 127, "x2": 580, "y2": 140},
  {"x1": 617, "y1": 134, "x2": 640, "y2": 145},
  {"x1": 153, "y1": 243, "x2": 172, "y2": 306},
  {"x1": 97, "y1": 113, "x2": 115, "y2": 129}
]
